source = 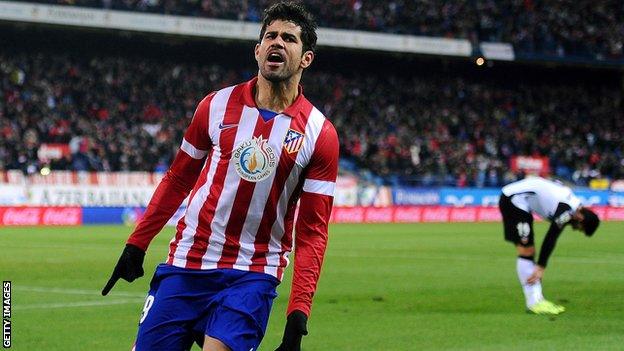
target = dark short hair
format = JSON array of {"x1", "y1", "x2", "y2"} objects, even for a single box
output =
[
  {"x1": 581, "y1": 207, "x2": 600, "y2": 236},
  {"x1": 259, "y1": 1, "x2": 317, "y2": 53}
]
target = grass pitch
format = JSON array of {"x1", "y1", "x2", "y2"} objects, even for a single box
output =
[{"x1": 1, "y1": 222, "x2": 623, "y2": 350}]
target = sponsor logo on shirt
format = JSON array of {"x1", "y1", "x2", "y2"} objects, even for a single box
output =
[
  {"x1": 283, "y1": 129, "x2": 305, "y2": 154},
  {"x1": 233, "y1": 136, "x2": 277, "y2": 182},
  {"x1": 218, "y1": 122, "x2": 238, "y2": 130}
]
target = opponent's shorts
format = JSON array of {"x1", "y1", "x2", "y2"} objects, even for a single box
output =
[
  {"x1": 498, "y1": 193, "x2": 534, "y2": 247},
  {"x1": 134, "y1": 264, "x2": 279, "y2": 351}
]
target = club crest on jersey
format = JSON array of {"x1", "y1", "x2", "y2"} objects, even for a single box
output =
[
  {"x1": 233, "y1": 136, "x2": 277, "y2": 182},
  {"x1": 283, "y1": 129, "x2": 305, "y2": 154}
]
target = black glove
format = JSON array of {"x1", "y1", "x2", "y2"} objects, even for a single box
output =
[
  {"x1": 101, "y1": 244, "x2": 145, "y2": 296},
  {"x1": 275, "y1": 310, "x2": 308, "y2": 351}
]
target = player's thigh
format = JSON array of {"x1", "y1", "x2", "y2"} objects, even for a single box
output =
[
  {"x1": 135, "y1": 298, "x2": 197, "y2": 350},
  {"x1": 135, "y1": 269, "x2": 208, "y2": 350},
  {"x1": 203, "y1": 335, "x2": 231, "y2": 351},
  {"x1": 500, "y1": 197, "x2": 534, "y2": 246},
  {"x1": 205, "y1": 278, "x2": 278, "y2": 351}
]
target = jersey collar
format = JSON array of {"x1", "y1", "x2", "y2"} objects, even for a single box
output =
[{"x1": 239, "y1": 77, "x2": 308, "y2": 119}]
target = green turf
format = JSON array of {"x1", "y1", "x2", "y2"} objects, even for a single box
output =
[{"x1": 1, "y1": 222, "x2": 623, "y2": 350}]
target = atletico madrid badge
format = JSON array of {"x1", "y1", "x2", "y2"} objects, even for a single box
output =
[{"x1": 283, "y1": 129, "x2": 305, "y2": 154}]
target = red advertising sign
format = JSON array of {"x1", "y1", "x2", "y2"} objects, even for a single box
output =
[
  {"x1": 331, "y1": 207, "x2": 365, "y2": 223},
  {"x1": 605, "y1": 207, "x2": 624, "y2": 220},
  {"x1": 450, "y1": 207, "x2": 478, "y2": 222},
  {"x1": 510, "y1": 156, "x2": 550, "y2": 175},
  {"x1": 0, "y1": 205, "x2": 621, "y2": 226},
  {"x1": 37, "y1": 143, "x2": 71, "y2": 161},
  {"x1": 477, "y1": 207, "x2": 503, "y2": 222},
  {"x1": 393, "y1": 207, "x2": 422, "y2": 223},
  {"x1": 364, "y1": 207, "x2": 394, "y2": 223},
  {"x1": 330, "y1": 206, "x2": 624, "y2": 223},
  {"x1": 0, "y1": 207, "x2": 82, "y2": 226},
  {"x1": 421, "y1": 207, "x2": 451, "y2": 222}
]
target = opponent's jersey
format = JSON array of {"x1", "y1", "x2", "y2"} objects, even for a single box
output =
[
  {"x1": 158, "y1": 78, "x2": 338, "y2": 280},
  {"x1": 502, "y1": 177, "x2": 581, "y2": 220}
]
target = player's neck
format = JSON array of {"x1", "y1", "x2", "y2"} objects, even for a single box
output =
[{"x1": 255, "y1": 74, "x2": 300, "y2": 113}]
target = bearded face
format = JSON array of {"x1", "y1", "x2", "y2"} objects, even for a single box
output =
[{"x1": 256, "y1": 20, "x2": 312, "y2": 83}]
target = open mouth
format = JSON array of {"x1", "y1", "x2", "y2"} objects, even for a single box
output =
[{"x1": 267, "y1": 52, "x2": 285, "y2": 64}]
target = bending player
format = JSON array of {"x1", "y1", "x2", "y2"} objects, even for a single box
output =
[
  {"x1": 102, "y1": 2, "x2": 338, "y2": 350},
  {"x1": 498, "y1": 176, "x2": 599, "y2": 315}
]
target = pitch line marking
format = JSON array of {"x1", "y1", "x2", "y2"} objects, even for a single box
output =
[
  {"x1": 17, "y1": 286, "x2": 146, "y2": 298},
  {"x1": 14, "y1": 299, "x2": 143, "y2": 310}
]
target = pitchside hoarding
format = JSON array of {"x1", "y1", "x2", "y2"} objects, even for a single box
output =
[
  {"x1": 329, "y1": 206, "x2": 624, "y2": 223},
  {"x1": 0, "y1": 207, "x2": 82, "y2": 225},
  {"x1": 1, "y1": 171, "x2": 624, "y2": 225},
  {"x1": 2, "y1": 205, "x2": 624, "y2": 226}
]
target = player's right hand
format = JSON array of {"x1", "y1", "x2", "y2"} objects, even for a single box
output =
[
  {"x1": 527, "y1": 265, "x2": 545, "y2": 285},
  {"x1": 275, "y1": 310, "x2": 308, "y2": 351},
  {"x1": 102, "y1": 244, "x2": 146, "y2": 296}
]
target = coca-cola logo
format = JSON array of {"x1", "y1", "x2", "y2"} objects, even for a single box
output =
[
  {"x1": 394, "y1": 207, "x2": 422, "y2": 222},
  {"x1": 422, "y1": 207, "x2": 450, "y2": 222},
  {"x1": 606, "y1": 208, "x2": 624, "y2": 220},
  {"x1": 365, "y1": 208, "x2": 393, "y2": 222},
  {"x1": 478, "y1": 208, "x2": 502, "y2": 221},
  {"x1": 332, "y1": 208, "x2": 365, "y2": 223},
  {"x1": 0, "y1": 207, "x2": 82, "y2": 225},
  {"x1": 43, "y1": 208, "x2": 81, "y2": 225},
  {"x1": 450, "y1": 208, "x2": 477, "y2": 221},
  {"x1": 2, "y1": 208, "x2": 41, "y2": 225}
]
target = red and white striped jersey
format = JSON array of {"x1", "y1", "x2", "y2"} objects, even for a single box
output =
[{"x1": 127, "y1": 77, "x2": 339, "y2": 316}]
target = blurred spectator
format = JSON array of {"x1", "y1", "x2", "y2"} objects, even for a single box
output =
[
  {"x1": 1, "y1": 48, "x2": 622, "y2": 187},
  {"x1": 20, "y1": 0, "x2": 624, "y2": 60}
]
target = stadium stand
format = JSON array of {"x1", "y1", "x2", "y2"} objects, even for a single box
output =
[
  {"x1": 19, "y1": 0, "x2": 624, "y2": 60},
  {"x1": 1, "y1": 29, "x2": 622, "y2": 187}
]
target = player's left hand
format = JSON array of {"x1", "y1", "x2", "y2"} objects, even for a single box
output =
[
  {"x1": 275, "y1": 310, "x2": 308, "y2": 351},
  {"x1": 101, "y1": 244, "x2": 145, "y2": 295},
  {"x1": 527, "y1": 265, "x2": 545, "y2": 285}
]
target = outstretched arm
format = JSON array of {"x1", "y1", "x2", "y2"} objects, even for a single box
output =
[
  {"x1": 102, "y1": 94, "x2": 213, "y2": 295},
  {"x1": 125, "y1": 150, "x2": 205, "y2": 250},
  {"x1": 127, "y1": 93, "x2": 214, "y2": 250}
]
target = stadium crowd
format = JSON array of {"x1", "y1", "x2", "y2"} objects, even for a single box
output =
[
  {"x1": 22, "y1": 0, "x2": 624, "y2": 60},
  {"x1": 1, "y1": 48, "x2": 622, "y2": 187}
]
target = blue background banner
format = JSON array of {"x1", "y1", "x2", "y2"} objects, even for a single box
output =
[
  {"x1": 439, "y1": 188, "x2": 612, "y2": 206},
  {"x1": 439, "y1": 188, "x2": 500, "y2": 206},
  {"x1": 572, "y1": 190, "x2": 610, "y2": 206},
  {"x1": 392, "y1": 187, "x2": 440, "y2": 205},
  {"x1": 82, "y1": 207, "x2": 145, "y2": 225}
]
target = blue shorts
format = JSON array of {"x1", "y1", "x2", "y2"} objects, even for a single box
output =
[{"x1": 134, "y1": 264, "x2": 279, "y2": 351}]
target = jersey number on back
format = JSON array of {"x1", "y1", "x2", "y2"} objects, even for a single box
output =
[{"x1": 516, "y1": 222, "x2": 531, "y2": 238}]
